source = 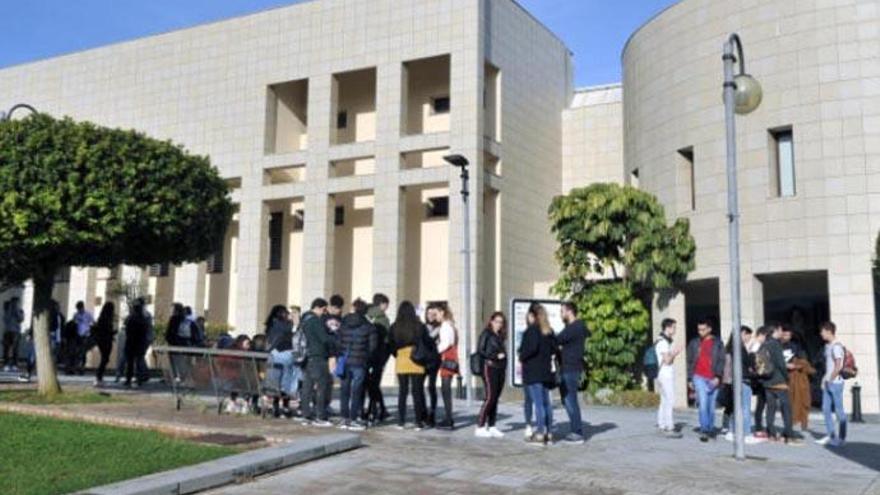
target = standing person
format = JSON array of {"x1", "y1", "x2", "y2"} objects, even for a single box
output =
[
  {"x1": 423, "y1": 304, "x2": 441, "y2": 427},
  {"x1": 782, "y1": 324, "x2": 814, "y2": 432},
  {"x1": 123, "y1": 300, "x2": 150, "y2": 388},
  {"x1": 323, "y1": 295, "x2": 344, "y2": 418},
  {"x1": 686, "y1": 317, "x2": 724, "y2": 442},
  {"x1": 299, "y1": 298, "x2": 333, "y2": 426},
  {"x1": 265, "y1": 304, "x2": 296, "y2": 417},
  {"x1": 655, "y1": 318, "x2": 682, "y2": 438},
  {"x1": 166, "y1": 303, "x2": 200, "y2": 347},
  {"x1": 2, "y1": 298, "x2": 24, "y2": 372},
  {"x1": 92, "y1": 302, "x2": 116, "y2": 387},
  {"x1": 71, "y1": 301, "x2": 95, "y2": 375},
  {"x1": 723, "y1": 326, "x2": 762, "y2": 444},
  {"x1": 434, "y1": 304, "x2": 459, "y2": 430},
  {"x1": 556, "y1": 302, "x2": 588, "y2": 444},
  {"x1": 338, "y1": 299, "x2": 377, "y2": 430},
  {"x1": 389, "y1": 301, "x2": 429, "y2": 430},
  {"x1": 755, "y1": 325, "x2": 798, "y2": 445},
  {"x1": 817, "y1": 321, "x2": 847, "y2": 447},
  {"x1": 519, "y1": 303, "x2": 557, "y2": 446},
  {"x1": 475, "y1": 312, "x2": 507, "y2": 438},
  {"x1": 365, "y1": 293, "x2": 392, "y2": 424}
]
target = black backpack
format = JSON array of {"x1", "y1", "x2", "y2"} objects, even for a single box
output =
[{"x1": 411, "y1": 327, "x2": 439, "y2": 368}]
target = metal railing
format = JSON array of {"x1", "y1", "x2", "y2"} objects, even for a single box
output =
[{"x1": 152, "y1": 346, "x2": 282, "y2": 416}]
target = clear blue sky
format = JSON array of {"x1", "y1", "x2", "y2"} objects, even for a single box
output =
[{"x1": 0, "y1": 0, "x2": 677, "y2": 86}]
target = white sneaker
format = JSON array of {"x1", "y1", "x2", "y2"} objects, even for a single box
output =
[
  {"x1": 815, "y1": 436, "x2": 832, "y2": 446},
  {"x1": 475, "y1": 427, "x2": 492, "y2": 438},
  {"x1": 524, "y1": 425, "x2": 533, "y2": 439},
  {"x1": 724, "y1": 432, "x2": 734, "y2": 442},
  {"x1": 488, "y1": 427, "x2": 505, "y2": 438},
  {"x1": 744, "y1": 435, "x2": 762, "y2": 445}
]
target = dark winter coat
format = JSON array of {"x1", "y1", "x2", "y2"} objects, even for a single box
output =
[
  {"x1": 556, "y1": 319, "x2": 588, "y2": 373},
  {"x1": 477, "y1": 329, "x2": 507, "y2": 368},
  {"x1": 518, "y1": 325, "x2": 558, "y2": 386}
]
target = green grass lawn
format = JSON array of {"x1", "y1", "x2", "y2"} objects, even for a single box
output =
[
  {"x1": 0, "y1": 413, "x2": 237, "y2": 495},
  {"x1": 0, "y1": 389, "x2": 120, "y2": 405}
]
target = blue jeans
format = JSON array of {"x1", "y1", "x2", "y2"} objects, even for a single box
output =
[
  {"x1": 560, "y1": 371, "x2": 583, "y2": 436},
  {"x1": 729, "y1": 382, "x2": 753, "y2": 436},
  {"x1": 526, "y1": 383, "x2": 552, "y2": 435},
  {"x1": 693, "y1": 375, "x2": 719, "y2": 434},
  {"x1": 340, "y1": 366, "x2": 367, "y2": 422},
  {"x1": 269, "y1": 350, "x2": 303, "y2": 397},
  {"x1": 822, "y1": 381, "x2": 847, "y2": 440},
  {"x1": 524, "y1": 389, "x2": 533, "y2": 426}
]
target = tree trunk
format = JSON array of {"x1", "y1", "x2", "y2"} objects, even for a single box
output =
[{"x1": 33, "y1": 270, "x2": 62, "y2": 396}]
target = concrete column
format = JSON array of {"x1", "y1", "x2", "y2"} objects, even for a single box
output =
[
  {"x1": 740, "y1": 274, "x2": 764, "y2": 330},
  {"x1": 654, "y1": 292, "x2": 688, "y2": 408},
  {"x1": 234, "y1": 193, "x2": 267, "y2": 335},
  {"x1": 173, "y1": 263, "x2": 206, "y2": 316},
  {"x1": 371, "y1": 185, "x2": 405, "y2": 309},
  {"x1": 302, "y1": 192, "x2": 335, "y2": 304}
]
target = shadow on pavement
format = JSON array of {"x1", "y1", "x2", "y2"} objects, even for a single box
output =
[
  {"x1": 584, "y1": 422, "x2": 617, "y2": 440},
  {"x1": 826, "y1": 442, "x2": 880, "y2": 472}
]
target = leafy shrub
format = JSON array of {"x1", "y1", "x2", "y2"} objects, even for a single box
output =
[{"x1": 579, "y1": 282, "x2": 650, "y2": 394}]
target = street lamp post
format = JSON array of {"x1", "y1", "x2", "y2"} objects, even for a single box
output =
[
  {"x1": 723, "y1": 33, "x2": 762, "y2": 461},
  {"x1": 0, "y1": 103, "x2": 38, "y2": 121},
  {"x1": 443, "y1": 153, "x2": 473, "y2": 409}
]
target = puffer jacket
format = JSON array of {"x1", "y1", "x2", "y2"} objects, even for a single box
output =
[{"x1": 338, "y1": 312, "x2": 377, "y2": 368}]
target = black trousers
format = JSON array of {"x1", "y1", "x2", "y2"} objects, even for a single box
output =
[
  {"x1": 365, "y1": 363, "x2": 387, "y2": 420},
  {"x1": 124, "y1": 343, "x2": 144, "y2": 385},
  {"x1": 301, "y1": 359, "x2": 331, "y2": 421},
  {"x1": 479, "y1": 364, "x2": 505, "y2": 427},
  {"x1": 397, "y1": 373, "x2": 427, "y2": 426},
  {"x1": 2, "y1": 331, "x2": 19, "y2": 366},
  {"x1": 765, "y1": 387, "x2": 793, "y2": 439},
  {"x1": 95, "y1": 339, "x2": 113, "y2": 382},
  {"x1": 426, "y1": 366, "x2": 439, "y2": 423},
  {"x1": 753, "y1": 383, "x2": 766, "y2": 430}
]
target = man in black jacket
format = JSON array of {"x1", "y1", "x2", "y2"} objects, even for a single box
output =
[
  {"x1": 754, "y1": 325, "x2": 798, "y2": 444},
  {"x1": 299, "y1": 298, "x2": 332, "y2": 426},
  {"x1": 557, "y1": 302, "x2": 588, "y2": 444},
  {"x1": 337, "y1": 299, "x2": 378, "y2": 430}
]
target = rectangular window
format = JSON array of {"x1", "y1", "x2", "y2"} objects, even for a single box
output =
[
  {"x1": 334, "y1": 206, "x2": 345, "y2": 226},
  {"x1": 293, "y1": 209, "x2": 305, "y2": 232},
  {"x1": 268, "y1": 212, "x2": 283, "y2": 271},
  {"x1": 426, "y1": 196, "x2": 449, "y2": 218},
  {"x1": 431, "y1": 96, "x2": 450, "y2": 114},
  {"x1": 771, "y1": 128, "x2": 795, "y2": 197},
  {"x1": 148, "y1": 263, "x2": 170, "y2": 277},
  {"x1": 336, "y1": 111, "x2": 348, "y2": 129},
  {"x1": 678, "y1": 147, "x2": 695, "y2": 211},
  {"x1": 207, "y1": 245, "x2": 224, "y2": 274}
]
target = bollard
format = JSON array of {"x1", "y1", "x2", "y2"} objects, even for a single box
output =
[{"x1": 851, "y1": 383, "x2": 864, "y2": 423}]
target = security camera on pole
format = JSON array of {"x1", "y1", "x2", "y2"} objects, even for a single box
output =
[{"x1": 722, "y1": 33, "x2": 763, "y2": 461}]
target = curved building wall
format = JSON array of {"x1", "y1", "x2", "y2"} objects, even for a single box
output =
[{"x1": 624, "y1": 0, "x2": 880, "y2": 412}]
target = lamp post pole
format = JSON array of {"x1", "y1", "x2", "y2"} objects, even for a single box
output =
[
  {"x1": 723, "y1": 33, "x2": 762, "y2": 462},
  {"x1": 444, "y1": 154, "x2": 473, "y2": 409}
]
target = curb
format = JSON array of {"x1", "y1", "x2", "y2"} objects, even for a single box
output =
[{"x1": 77, "y1": 433, "x2": 361, "y2": 495}]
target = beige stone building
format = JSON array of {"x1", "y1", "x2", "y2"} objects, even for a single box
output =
[{"x1": 2, "y1": 0, "x2": 879, "y2": 413}]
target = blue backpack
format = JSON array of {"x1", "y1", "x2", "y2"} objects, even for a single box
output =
[{"x1": 643, "y1": 342, "x2": 659, "y2": 380}]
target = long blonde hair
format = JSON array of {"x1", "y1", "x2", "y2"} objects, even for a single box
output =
[{"x1": 528, "y1": 303, "x2": 552, "y2": 336}]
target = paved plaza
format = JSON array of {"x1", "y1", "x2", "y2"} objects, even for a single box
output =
[{"x1": 3, "y1": 373, "x2": 877, "y2": 495}]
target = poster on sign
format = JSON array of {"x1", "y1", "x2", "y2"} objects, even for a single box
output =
[{"x1": 508, "y1": 298, "x2": 565, "y2": 387}]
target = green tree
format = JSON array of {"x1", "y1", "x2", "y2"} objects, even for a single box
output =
[
  {"x1": 548, "y1": 183, "x2": 696, "y2": 391},
  {"x1": 0, "y1": 114, "x2": 233, "y2": 396}
]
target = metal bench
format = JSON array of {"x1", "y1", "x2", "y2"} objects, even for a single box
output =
[{"x1": 153, "y1": 346, "x2": 284, "y2": 416}]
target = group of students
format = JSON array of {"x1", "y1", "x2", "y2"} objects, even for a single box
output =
[
  {"x1": 655, "y1": 317, "x2": 852, "y2": 447},
  {"x1": 258, "y1": 294, "x2": 460, "y2": 431},
  {"x1": 255, "y1": 296, "x2": 590, "y2": 446},
  {"x1": 0, "y1": 297, "x2": 154, "y2": 386}
]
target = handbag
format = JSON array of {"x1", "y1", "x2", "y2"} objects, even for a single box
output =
[{"x1": 441, "y1": 359, "x2": 459, "y2": 374}]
